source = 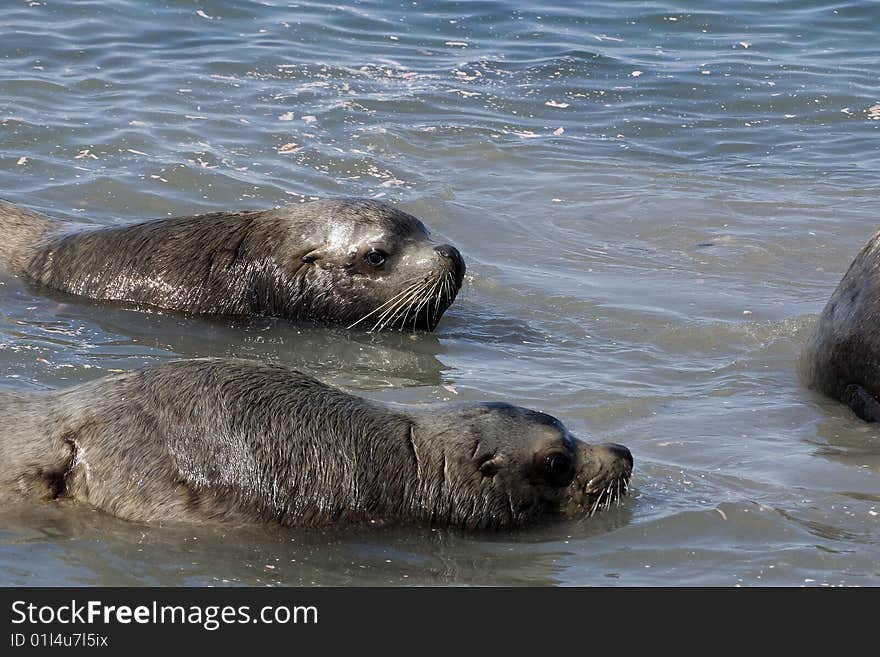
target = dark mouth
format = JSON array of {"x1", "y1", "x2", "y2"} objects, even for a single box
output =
[{"x1": 347, "y1": 270, "x2": 460, "y2": 332}]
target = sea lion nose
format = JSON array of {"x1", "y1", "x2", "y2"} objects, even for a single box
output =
[
  {"x1": 434, "y1": 244, "x2": 465, "y2": 277},
  {"x1": 600, "y1": 443, "x2": 633, "y2": 470},
  {"x1": 435, "y1": 243, "x2": 460, "y2": 261}
]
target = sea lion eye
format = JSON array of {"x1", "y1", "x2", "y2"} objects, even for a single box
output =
[
  {"x1": 364, "y1": 249, "x2": 387, "y2": 267},
  {"x1": 544, "y1": 452, "x2": 574, "y2": 488},
  {"x1": 479, "y1": 459, "x2": 499, "y2": 478}
]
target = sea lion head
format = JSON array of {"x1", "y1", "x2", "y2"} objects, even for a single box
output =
[
  {"x1": 276, "y1": 199, "x2": 465, "y2": 331},
  {"x1": 406, "y1": 402, "x2": 633, "y2": 529}
]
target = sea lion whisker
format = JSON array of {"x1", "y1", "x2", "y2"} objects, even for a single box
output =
[
  {"x1": 435, "y1": 274, "x2": 451, "y2": 323},
  {"x1": 395, "y1": 278, "x2": 436, "y2": 331},
  {"x1": 377, "y1": 285, "x2": 421, "y2": 328},
  {"x1": 423, "y1": 274, "x2": 446, "y2": 316},
  {"x1": 379, "y1": 289, "x2": 423, "y2": 332},
  {"x1": 411, "y1": 280, "x2": 438, "y2": 330},
  {"x1": 399, "y1": 280, "x2": 433, "y2": 330},
  {"x1": 431, "y1": 275, "x2": 449, "y2": 325},
  {"x1": 422, "y1": 276, "x2": 446, "y2": 328},
  {"x1": 434, "y1": 274, "x2": 450, "y2": 313},
  {"x1": 372, "y1": 300, "x2": 407, "y2": 332},
  {"x1": 347, "y1": 279, "x2": 424, "y2": 329},
  {"x1": 406, "y1": 282, "x2": 438, "y2": 331},
  {"x1": 437, "y1": 276, "x2": 449, "y2": 316},
  {"x1": 369, "y1": 280, "x2": 430, "y2": 332},
  {"x1": 444, "y1": 270, "x2": 455, "y2": 304},
  {"x1": 371, "y1": 292, "x2": 411, "y2": 331},
  {"x1": 413, "y1": 294, "x2": 431, "y2": 330},
  {"x1": 443, "y1": 274, "x2": 455, "y2": 318},
  {"x1": 383, "y1": 282, "x2": 430, "y2": 331}
]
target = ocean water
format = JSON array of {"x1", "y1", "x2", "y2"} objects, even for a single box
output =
[{"x1": 1, "y1": 0, "x2": 878, "y2": 586}]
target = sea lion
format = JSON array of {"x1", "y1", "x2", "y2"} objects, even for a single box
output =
[
  {"x1": 800, "y1": 229, "x2": 880, "y2": 421},
  {"x1": 0, "y1": 198, "x2": 464, "y2": 331},
  {"x1": 0, "y1": 358, "x2": 633, "y2": 529}
]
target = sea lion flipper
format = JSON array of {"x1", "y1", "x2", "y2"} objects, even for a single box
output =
[{"x1": 841, "y1": 384, "x2": 880, "y2": 422}]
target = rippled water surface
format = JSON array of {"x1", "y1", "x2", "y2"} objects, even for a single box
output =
[{"x1": 1, "y1": 0, "x2": 879, "y2": 586}]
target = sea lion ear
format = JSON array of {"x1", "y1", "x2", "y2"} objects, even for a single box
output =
[{"x1": 301, "y1": 249, "x2": 324, "y2": 263}]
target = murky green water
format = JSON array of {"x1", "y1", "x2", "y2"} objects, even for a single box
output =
[{"x1": 1, "y1": 0, "x2": 878, "y2": 586}]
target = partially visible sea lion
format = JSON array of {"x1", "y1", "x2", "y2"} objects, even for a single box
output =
[
  {"x1": 0, "y1": 358, "x2": 633, "y2": 529},
  {"x1": 800, "y1": 229, "x2": 880, "y2": 421},
  {"x1": 0, "y1": 198, "x2": 465, "y2": 331}
]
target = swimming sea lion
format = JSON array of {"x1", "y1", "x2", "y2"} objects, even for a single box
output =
[
  {"x1": 800, "y1": 229, "x2": 880, "y2": 421},
  {"x1": 0, "y1": 358, "x2": 633, "y2": 529},
  {"x1": 0, "y1": 198, "x2": 465, "y2": 331}
]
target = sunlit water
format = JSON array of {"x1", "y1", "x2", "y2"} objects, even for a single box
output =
[{"x1": 1, "y1": 0, "x2": 878, "y2": 586}]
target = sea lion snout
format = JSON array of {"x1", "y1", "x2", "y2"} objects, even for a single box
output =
[
  {"x1": 559, "y1": 440, "x2": 634, "y2": 518},
  {"x1": 599, "y1": 443, "x2": 633, "y2": 471},
  {"x1": 434, "y1": 242, "x2": 464, "y2": 270},
  {"x1": 433, "y1": 242, "x2": 466, "y2": 287}
]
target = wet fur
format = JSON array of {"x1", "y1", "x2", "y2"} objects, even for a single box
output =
[
  {"x1": 800, "y1": 231, "x2": 880, "y2": 420},
  {"x1": 0, "y1": 198, "x2": 462, "y2": 328},
  {"x1": 0, "y1": 359, "x2": 631, "y2": 529}
]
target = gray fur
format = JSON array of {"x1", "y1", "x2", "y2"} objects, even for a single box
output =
[
  {"x1": 0, "y1": 198, "x2": 464, "y2": 330},
  {"x1": 0, "y1": 201, "x2": 54, "y2": 272},
  {"x1": 0, "y1": 359, "x2": 632, "y2": 529},
  {"x1": 800, "y1": 230, "x2": 880, "y2": 418}
]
